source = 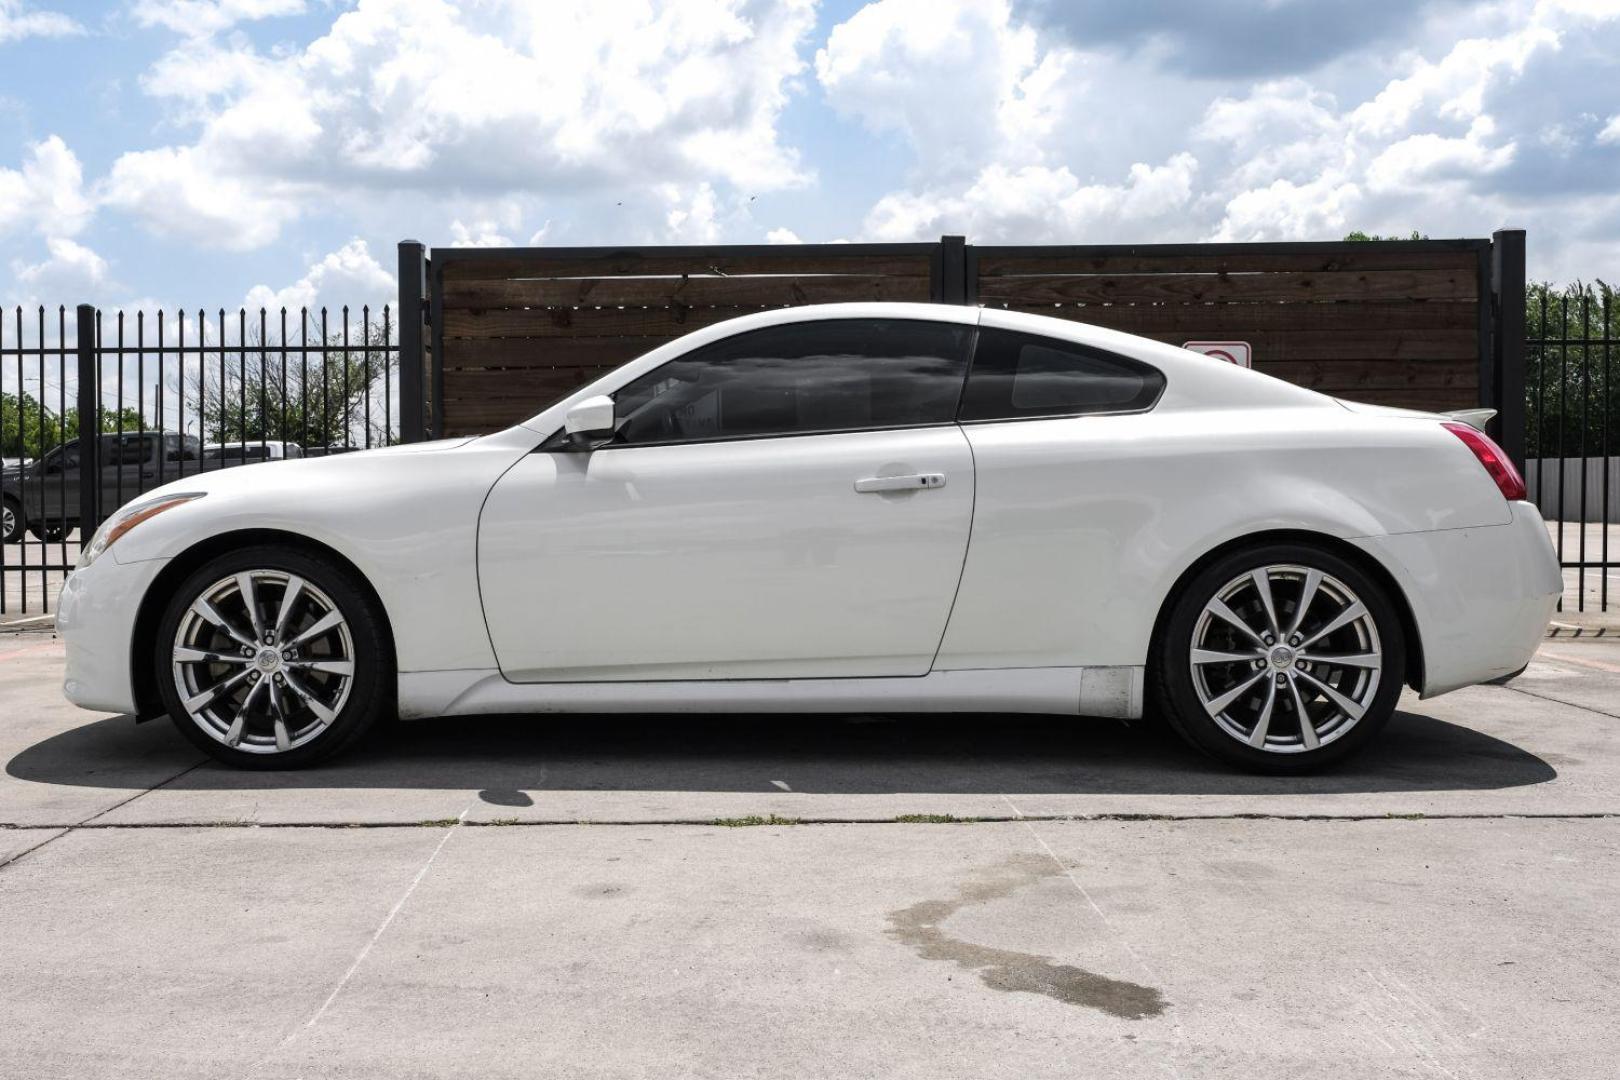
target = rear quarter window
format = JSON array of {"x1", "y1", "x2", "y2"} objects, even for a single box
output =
[{"x1": 958, "y1": 327, "x2": 1165, "y2": 422}]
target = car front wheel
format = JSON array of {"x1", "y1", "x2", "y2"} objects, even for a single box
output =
[
  {"x1": 1152, "y1": 543, "x2": 1406, "y2": 773},
  {"x1": 155, "y1": 545, "x2": 391, "y2": 768}
]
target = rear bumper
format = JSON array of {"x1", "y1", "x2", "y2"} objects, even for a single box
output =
[
  {"x1": 57, "y1": 554, "x2": 168, "y2": 715},
  {"x1": 1350, "y1": 502, "x2": 1561, "y2": 698}
]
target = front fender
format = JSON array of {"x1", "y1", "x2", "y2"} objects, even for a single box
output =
[{"x1": 109, "y1": 434, "x2": 534, "y2": 673}]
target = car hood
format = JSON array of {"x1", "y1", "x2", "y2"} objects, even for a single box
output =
[{"x1": 135, "y1": 436, "x2": 481, "y2": 503}]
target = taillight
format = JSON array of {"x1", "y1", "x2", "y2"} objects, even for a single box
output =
[{"x1": 1442, "y1": 422, "x2": 1526, "y2": 501}]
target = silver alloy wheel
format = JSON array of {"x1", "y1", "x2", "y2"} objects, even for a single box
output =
[
  {"x1": 2, "y1": 501, "x2": 15, "y2": 539},
  {"x1": 1189, "y1": 564, "x2": 1382, "y2": 754},
  {"x1": 171, "y1": 570, "x2": 355, "y2": 754}
]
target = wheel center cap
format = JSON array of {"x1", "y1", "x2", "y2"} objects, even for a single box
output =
[
  {"x1": 1269, "y1": 645, "x2": 1295, "y2": 669},
  {"x1": 254, "y1": 648, "x2": 282, "y2": 673}
]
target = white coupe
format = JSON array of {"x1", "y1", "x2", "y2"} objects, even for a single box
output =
[{"x1": 58, "y1": 302, "x2": 1561, "y2": 772}]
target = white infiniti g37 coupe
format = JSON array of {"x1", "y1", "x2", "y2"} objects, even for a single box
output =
[{"x1": 57, "y1": 302, "x2": 1561, "y2": 772}]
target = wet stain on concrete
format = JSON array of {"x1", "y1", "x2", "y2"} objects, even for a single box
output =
[{"x1": 887, "y1": 854, "x2": 1166, "y2": 1020}]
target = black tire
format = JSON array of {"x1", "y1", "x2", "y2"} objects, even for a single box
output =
[
  {"x1": 1150, "y1": 542, "x2": 1405, "y2": 774},
  {"x1": 1, "y1": 496, "x2": 21, "y2": 544},
  {"x1": 27, "y1": 519, "x2": 68, "y2": 542},
  {"x1": 155, "y1": 545, "x2": 392, "y2": 769}
]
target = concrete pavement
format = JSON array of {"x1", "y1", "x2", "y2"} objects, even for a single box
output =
[{"x1": 3, "y1": 630, "x2": 1619, "y2": 1077}]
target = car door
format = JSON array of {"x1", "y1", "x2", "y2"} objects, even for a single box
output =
[
  {"x1": 478, "y1": 315, "x2": 979, "y2": 682},
  {"x1": 32, "y1": 441, "x2": 79, "y2": 525},
  {"x1": 101, "y1": 433, "x2": 158, "y2": 515}
]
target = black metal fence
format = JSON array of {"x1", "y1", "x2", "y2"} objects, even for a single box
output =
[
  {"x1": 1525, "y1": 283, "x2": 1617, "y2": 613},
  {"x1": 2, "y1": 304, "x2": 399, "y2": 615},
  {"x1": 4, "y1": 281, "x2": 1615, "y2": 617}
]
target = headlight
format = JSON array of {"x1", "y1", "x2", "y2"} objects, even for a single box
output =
[{"x1": 77, "y1": 493, "x2": 206, "y2": 569}]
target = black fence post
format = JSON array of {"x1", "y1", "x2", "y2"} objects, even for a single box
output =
[
  {"x1": 74, "y1": 304, "x2": 100, "y2": 533},
  {"x1": 397, "y1": 240, "x2": 428, "y2": 443},
  {"x1": 940, "y1": 235, "x2": 967, "y2": 304},
  {"x1": 1491, "y1": 228, "x2": 1527, "y2": 469}
]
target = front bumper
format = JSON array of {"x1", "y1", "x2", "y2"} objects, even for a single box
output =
[
  {"x1": 1351, "y1": 502, "x2": 1562, "y2": 698},
  {"x1": 57, "y1": 553, "x2": 169, "y2": 715}
]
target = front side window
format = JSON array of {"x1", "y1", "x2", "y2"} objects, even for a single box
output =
[
  {"x1": 958, "y1": 328, "x2": 1164, "y2": 422},
  {"x1": 609, "y1": 318, "x2": 973, "y2": 446}
]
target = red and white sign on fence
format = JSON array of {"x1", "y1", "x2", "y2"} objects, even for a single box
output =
[{"x1": 1183, "y1": 341, "x2": 1252, "y2": 368}]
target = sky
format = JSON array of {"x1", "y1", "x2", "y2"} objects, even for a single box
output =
[{"x1": 1, "y1": 0, "x2": 1618, "y2": 324}]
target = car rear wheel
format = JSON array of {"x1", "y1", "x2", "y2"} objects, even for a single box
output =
[
  {"x1": 155, "y1": 545, "x2": 391, "y2": 768},
  {"x1": 1152, "y1": 543, "x2": 1405, "y2": 773},
  {"x1": 1, "y1": 497, "x2": 21, "y2": 544},
  {"x1": 26, "y1": 519, "x2": 67, "y2": 542}
]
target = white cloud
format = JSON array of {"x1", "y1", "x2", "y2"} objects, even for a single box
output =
[
  {"x1": 662, "y1": 183, "x2": 722, "y2": 244},
  {"x1": 0, "y1": 0, "x2": 81, "y2": 43},
  {"x1": 863, "y1": 155, "x2": 1198, "y2": 241},
  {"x1": 1600, "y1": 114, "x2": 1620, "y2": 144},
  {"x1": 1210, "y1": 176, "x2": 1364, "y2": 242},
  {"x1": 1349, "y1": 23, "x2": 1558, "y2": 138},
  {"x1": 1365, "y1": 117, "x2": 1517, "y2": 190},
  {"x1": 131, "y1": 0, "x2": 304, "y2": 38},
  {"x1": 820, "y1": 0, "x2": 1618, "y2": 276},
  {"x1": 1199, "y1": 1, "x2": 1614, "y2": 247},
  {"x1": 816, "y1": 0, "x2": 1071, "y2": 175},
  {"x1": 765, "y1": 227, "x2": 802, "y2": 244},
  {"x1": 243, "y1": 238, "x2": 395, "y2": 313},
  {"x1": 0, "y1": 135, "x2": 91, "y2": 238},
  {"x1": 448, "y1": 219, "x2": 517, "y2": 248},
  {"x1": 109, "y1": 0, "x2": 816, "y2": 249},
  {"x1": 11, "y1": 237, "x2": 108, "y2": 292},
  {"x1": 103, "y1": 145, "x2": 303, "y2": 250}
]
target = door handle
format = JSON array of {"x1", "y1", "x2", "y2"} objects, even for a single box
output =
[{"x1": 853, "y1": 473, "x2": 946, "y2": 493}]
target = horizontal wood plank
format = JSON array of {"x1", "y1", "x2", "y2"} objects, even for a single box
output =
[
  {"x1": 442, "y1": 274, "x2": 932, "y2": 310},
  {"x1": 1121, "y1": 328, "x2": 1478, "y2": 362},
  {"x1": 977, "y1": 269, "x2": 1476, "y2": 305},
  {"x1": 976, "y1": 248, "x2": 1482, "y2": 276},
  {"x1": 444, "y1": 367, "x2": 612, "y2": 402},
  {"x1": 1254, "y1": 359, "x2": 1477, "y2": 391},
  {"x1": 442, "y1": 305, "x2": 791, "y2": 340},
  {"x1": 441, "y1": 336, "x2": 668, "y2": 370},
  {"x1": 440, "y1": 251, "x2": 934, "y2": 282},
  {"x1": 997, "y1": 299, "x2": 1480, "y2": 335},
  {"x1": 1327, "y1": 388, "x2": 1479, "y2": 410}
]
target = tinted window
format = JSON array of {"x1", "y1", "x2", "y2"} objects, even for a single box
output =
[
  {"x1": 958, "y1": 328, "x2": 1164, "y2": 421},
  {"x1": 610, "y1": 319, "x2": 972, "y2": 446},
  {"x1": 104, "y1": 434, "x2": 156, "y2": 467},
  {"x1": 203, "y1": 445, "x2": 272, "y2": 463}
]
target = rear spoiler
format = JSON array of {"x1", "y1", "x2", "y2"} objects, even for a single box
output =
[{"x1": 1442, "y1": 408, "x2": 1496, "y2": 432}]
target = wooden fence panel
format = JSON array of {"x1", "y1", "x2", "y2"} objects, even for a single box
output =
[
  {"x1": 974, "y1": 242, "x2": 1487, "y2": 413},
  {"x1": 434, "y1": 245, "x2": 939, "y2": 435},
  {"x1": 421, "y1": 238, "x2": 1495, "y2": 435}
]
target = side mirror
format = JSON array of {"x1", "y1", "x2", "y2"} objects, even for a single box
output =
[{"x1": 563, "y1": 395, "x2": 616, "y2": 448}]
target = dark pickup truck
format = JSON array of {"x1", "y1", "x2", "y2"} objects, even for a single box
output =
[{"x1": 2, "y1": 431, "x2": 202, "y2": 543}]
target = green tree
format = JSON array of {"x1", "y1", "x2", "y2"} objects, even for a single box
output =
[
  {"x1": 189, "y1": 321, "x2": 396, "y2": 449},
  {"x1": 2, "y1": 394, "x2": 149, "y2": 460},
  {"x1": 1524, "y1": 280, "x2": 1618, "y2": 461},
  {"x1": 1, "y1": 391, "x2": 57, "y2": 459},
  {"x1": 1343, "y1": 230, "x2": 1428, "y2": 241}
]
